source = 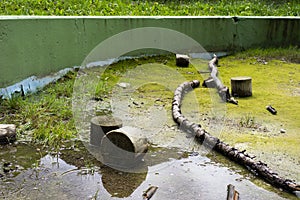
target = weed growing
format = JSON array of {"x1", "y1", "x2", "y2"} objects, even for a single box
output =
[
  {"x1": 0, "y1": 71, "x2": 77, "y2": 147},
  {"x1": 239, "y1": 114, "x2": 256, "y2": 128}
]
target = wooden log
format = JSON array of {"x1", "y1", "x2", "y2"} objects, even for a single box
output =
[
  {"x1": 143, "y1": 186, "x2": 158, "y2": 200},
  {"x1": 227, "y1": 184, "x2": 239, "y2": 200},
  {"x1": 231, "y1": 76, "x2": 252, "y2": 97},
  {"x1": 90, "y1": 115, "x2": 122, "y2": 146},
  {"x1": 266, "y1": 105, "x2": 277, "y2": 115},
  {"x1": 100, "y1": 126, "x2": 148, "y2": 168},
  {"x1": 172, "y1": 80, "x2": 300, "y2": 195},
  {"x1": 0, "y1": 124, "x2": 16, "y2": 145},
  {"x1": 203, "y1": 54, "x2": 238, "y2": 105},
  {"x1": 176, "y1": 54, "x2": 190, "y2": 67},
  {"x1": 202, "y1": 77, "x2": 216, "y2": 88}
]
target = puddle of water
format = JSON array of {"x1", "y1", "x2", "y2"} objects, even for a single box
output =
[{"x1": 0, "y1": 141, "x2": 297, "y2": 200}]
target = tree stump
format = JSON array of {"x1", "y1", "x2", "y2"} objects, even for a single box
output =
[
  {"x1": 176, "y1": 54, "x2": 190, "y2": 67},
  {"x1": 90, "y1": 115, "x2": 122, "y2": 146},
  {"x1": 231, "y1": 76, "x2": 252, "y2": 97},
  {"x1": 0, "y1": 124, "x2": 16, "y2": 145},
  {"x1": 100, "y1": 126, "x2": 148, "y2": 168}
]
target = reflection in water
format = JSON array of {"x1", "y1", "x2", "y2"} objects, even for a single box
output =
[
  {"x1": 0, "y1": 141, "x2": 297, "y2": 200},
  {"x1": 101, "y1": 167, "x2": 147, "y2": 198}
]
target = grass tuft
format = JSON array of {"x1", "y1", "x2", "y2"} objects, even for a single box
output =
[
  {"x1": 0, "y1": 71, "x2": 77, "y2": 147},
  {"x1": 239, "y1": 114, "x2": 256, "y2": 128}
]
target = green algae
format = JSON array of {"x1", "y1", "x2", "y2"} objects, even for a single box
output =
[
  {"x1": 0, "y1": 49, "x2": 299, "y2": 198},
  {"x1": 215, "y1": 57, "x2": 300, "y2": 181}
]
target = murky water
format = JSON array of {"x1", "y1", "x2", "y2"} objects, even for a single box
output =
[{"x1": 0, "y1": 141, "x2": 297, "y2": 200}]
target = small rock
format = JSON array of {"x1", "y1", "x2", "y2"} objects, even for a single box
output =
[
  {"x1": 186, "y1": 72, "x2": 194, "y2": 74},
  {"x1": 117, "y1": 82, "x2": 130, "y2": 88},
  {"x1": 280, "y1": 129, "x2": 286, "y2": 133},
  {"x1": 189, "y1": 152, "x2": 199, "y2": 157},
  {"x1": 0, "y1": 124, "x2": 16, "y2": 145},
  {"x1": 3, "y1": 162, "x2": 10, "y2": 167},
  {"x1": 3, "y1": 167, "x2": 10, "y2": 173}
]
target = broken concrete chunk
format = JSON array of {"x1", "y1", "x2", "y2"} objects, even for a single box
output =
[{"x1": 0, "y1": 124, "x2": 16, "y2": 145}]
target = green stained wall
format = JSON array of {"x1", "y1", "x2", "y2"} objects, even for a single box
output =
[{"x1": 0, "y1": 16, "x2": 299, "y2": 87}]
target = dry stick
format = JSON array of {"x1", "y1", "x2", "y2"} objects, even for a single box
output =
[{"x1": 172, "y1": 80, "x2": 300, "y2": 195}]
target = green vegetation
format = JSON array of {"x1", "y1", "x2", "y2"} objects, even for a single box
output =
[
  {"x1": 217, "y1": 50, "x2": 300, "y2": 180},
  {"x1": 0, "y1": 72, "x2": 76, "y2": 147},
  {"x1": 0, "y1": 47, "x2": 299, "y2": 161},
  {"x1": 1, "y1": 48, "x2": 299, "y2": 199},
  {"x1": 0, "y1": 0, "x2": 299, "y2": 16},
  {"x1": 233, "y1": 46, "x2": 300, "y2": 63},
  {"x1": 238, "y1": 113, "x2": 256, "y2": 128}
]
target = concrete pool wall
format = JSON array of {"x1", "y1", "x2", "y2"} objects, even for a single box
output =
[{"x1": 0, "y1": 16, "x2": 299, "y2": 88}]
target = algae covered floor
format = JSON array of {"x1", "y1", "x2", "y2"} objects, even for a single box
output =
[
  {"x1": 0, "y1": 51, "x2": 299, "y2": 199},
  {"x1": 215, "y1": 56, "x2": 300, "y2": 182}
]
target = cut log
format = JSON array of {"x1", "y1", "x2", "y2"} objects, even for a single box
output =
[
  {"x1": 172, "y1": 80, "x2": 300, "y2": 195},
  {"x1": 100, "y1": 126, "x2": 148, "y2": 168},
  {"x1": 0, "y1": 124, "x2": 16, "y2": 145},
  {"x1": 176, "y1": 54, "x2": 190, "y2": 67},
  {"x1": 231, "y1": 76, "x2": 252, "y2": 97},
  {"x1": 90, "y1": 115, "x2": 122, "y2": 146}
]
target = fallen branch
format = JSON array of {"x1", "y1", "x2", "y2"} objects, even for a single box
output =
[
  {"x1": 172, "y1": 80, "x2": 300, "y2": 195},
  {"x1": 203, "y1": 55, "x2": 238, "y2": 105},
  {"x1": 143, "y1": 186, "x2": 158, "y2": 200}
]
